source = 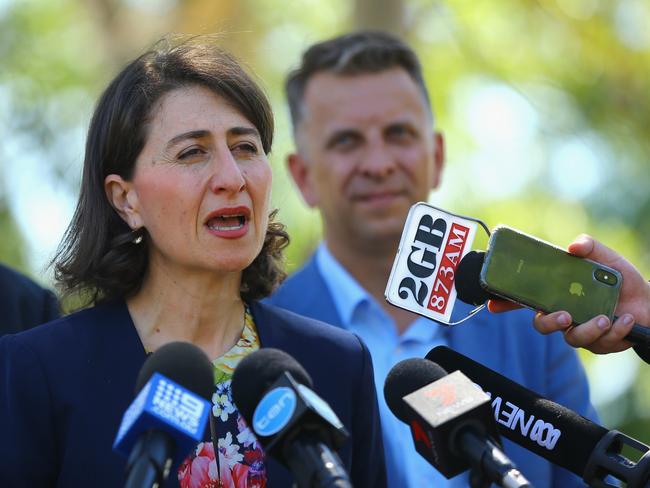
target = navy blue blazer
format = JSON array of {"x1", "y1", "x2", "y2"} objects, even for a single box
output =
[
  {"x1": 267, "y1": 254, "x2": 599, "y2": 487},
  {"x1": 0, "y1": 263, "x2": 59, "y2": 336},
  {"x1": 0, "y1": 300, "x2": 386, "y2": 488}
]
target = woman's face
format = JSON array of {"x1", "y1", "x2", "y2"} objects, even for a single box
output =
[{"x1": 122, "y1": 84, "x2": 272, "y2": 276}]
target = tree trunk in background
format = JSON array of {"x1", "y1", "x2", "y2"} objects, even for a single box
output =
[{"x1": 353, "y1": 0, "x2": 406, "y2": 37}]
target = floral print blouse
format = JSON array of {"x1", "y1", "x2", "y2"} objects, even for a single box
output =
[{"x1": 177, "y1": 307, "x2": 267, "y2": 488}]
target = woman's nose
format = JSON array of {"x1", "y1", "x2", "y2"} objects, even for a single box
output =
[{"x1": 208, "y1": 150, "x2": 246, "y2": 194}]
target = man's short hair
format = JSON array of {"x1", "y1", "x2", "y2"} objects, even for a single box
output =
[{"x1": 286, "y1": 30, "x2": 432, "y2": 130}]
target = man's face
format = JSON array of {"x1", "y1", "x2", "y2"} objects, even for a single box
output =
[{"x1": 289, "y1": 68, "x2": 444, "y2": 253}]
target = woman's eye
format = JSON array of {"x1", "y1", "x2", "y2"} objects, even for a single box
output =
[
  {"x1": 233, "y1": 142, "x2": 259, "y2": 155},
  {"x1": 178, "y1": 147, "x2": 206, "y2": 160}
]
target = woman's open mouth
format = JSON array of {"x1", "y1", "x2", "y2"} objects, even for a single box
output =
[
  {"x1": 206, "y1": 214, "x2": 246, "y2": 231},
  {"x1": 204, "y1": 206, "x2": 251, "y2": 238}
]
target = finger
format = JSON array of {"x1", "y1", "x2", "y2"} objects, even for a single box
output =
[
  {"x1": 587, "y1": 314, "x2": 635, "y2": 354},
  {"x1": 566, "y1": 234, "x2": 595, "y2": 257},
  {"x1": 487, "y1": 299, "x2": 521, "y2": 313},
  {"x1": 533, "y1": 311, "x2": 572, "y2": 335},
  {"x1": 568, "y1": 234, "x2": 617, "y2": 265},
  {"x1": 563, "y1": 315, "x2": 612, "y2": 349}
]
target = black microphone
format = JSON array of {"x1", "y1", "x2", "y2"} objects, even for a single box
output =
[
  {"x1": 454, "y1": 251, "x2": 492, "y2": 306},
  {"x1": 119, "y1": 342, "x2": 214, "y2": 488},
  {"x1": 427, "y1": 345, "x2": 650, "y2": 487},
  {"x1": 231, "y1": 348, "x2": 352, "y2": 488},
  {"x1": 455, "y1": 250, "x2": 650, "y2": 362},
  {"x1": 384, "y1": 357, "x2": 532, "y2": 487}
]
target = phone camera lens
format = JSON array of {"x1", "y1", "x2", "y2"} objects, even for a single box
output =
[{"x1": 594, "y1": 268, "x2": 618, "y2": 286}]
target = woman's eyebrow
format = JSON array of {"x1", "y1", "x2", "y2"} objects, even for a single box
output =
[
  {"x1": 228, "y1": 126, "x2": 260, "y2": 139},
  {"x1": 164, "y1": 127, "x2": 260, "y2": 151},
  {"x1": 165, "y1": 129, "x2": 210, "y2": 150}
]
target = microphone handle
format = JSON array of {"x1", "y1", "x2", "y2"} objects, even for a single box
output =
[
  {"x1": 458, "y1": 430, "x2": 533, "y2": 488},
  {"x1": 284, "y1": 435, "x2": 352, "y2": 488},
  {"x1": 623, "y1": 322, "x2": 650, "y2": 364},
  {"x1": 124, "y1": 430, "x2": 174, "y2": 488}
]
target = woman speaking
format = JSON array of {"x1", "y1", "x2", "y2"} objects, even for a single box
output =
[{"x1": 0, "y1": 38, "x2": 385, "y2": 487}]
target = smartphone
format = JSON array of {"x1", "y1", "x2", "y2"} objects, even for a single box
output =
[{"x1": 481, "y1": 226, "x2": 622, "y2": 325}]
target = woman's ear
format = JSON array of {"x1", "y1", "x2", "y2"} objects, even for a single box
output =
[{"x1": 104, "y1": 174, "x2": 142, "y2": 229}]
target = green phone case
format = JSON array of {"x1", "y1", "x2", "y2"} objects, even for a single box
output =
[{"x1": 481, "y1": 226, "x2": 621, "y2": 324}]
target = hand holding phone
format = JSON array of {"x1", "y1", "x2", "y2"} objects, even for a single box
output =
[
  {"x1": 485, "y1": 230, "x2": 650, "y2": 358},
  {"x1": 481, "y1": 226, "x2": 622, "y2": 325},
  {"x1": 530, "y1": 235, "x2": 650, "y2": 357}
]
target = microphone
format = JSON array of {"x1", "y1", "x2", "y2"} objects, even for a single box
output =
[
  {"x1": 455, "y1": 250, "x2": 650, "y2": 359},
  {"x1": 454, "y1": 251, "x2": 492, "y2": 307},
  {"x1": 383, "y1": 358, "x2": 532, "y2": 487},
  {"x1": 231, "y1": 348, "x2": 352, "y2": 488},
  {"x1": 427, "y1": 345, "x2": 650, "y2": 487},
  {"x1": 113, "y1": 342, "x2": 214, "y2": 488}
]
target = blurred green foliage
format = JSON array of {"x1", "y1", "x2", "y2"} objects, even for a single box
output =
[
  {"x1": 0, "y1": 0, "x2": 648, "y2": 440},
  {"x1": 0, "y1": 199, "x2": 26, "y2": 273}
]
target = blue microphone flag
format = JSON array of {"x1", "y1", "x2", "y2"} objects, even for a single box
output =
[{"x1": 113, "y1": 372, "x2": 210, "y2": 461}]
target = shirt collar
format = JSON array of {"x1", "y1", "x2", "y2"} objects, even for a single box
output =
[
  {"x1": 315, "y1": 242, "x2": 373, "y2": 328},
  {"x1": 315, "y1": 242, "x2": 446, "y2": 344}
]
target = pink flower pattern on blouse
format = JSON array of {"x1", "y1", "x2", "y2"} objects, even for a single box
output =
[{"x1": 178, "y1": 308, "x2": 267, "y2": 488}]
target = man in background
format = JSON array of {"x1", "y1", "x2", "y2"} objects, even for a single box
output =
[
  {"x1": 268, "y1": 31, "x2": 597, "y2": 487},
  {"x1": 0, "y1": 263, "x2": 59, "y2": 336}
]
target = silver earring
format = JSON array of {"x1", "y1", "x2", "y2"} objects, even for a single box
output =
[{"x1": 132, "y1": 228, "x2": 144, "y2": 245}]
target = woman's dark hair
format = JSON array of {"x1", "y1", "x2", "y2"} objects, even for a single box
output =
[{"x1": 54, "y1": 36, "x2": 288, "y2": 306}]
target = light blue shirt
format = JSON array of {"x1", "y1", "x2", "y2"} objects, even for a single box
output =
[{"x1": 316, "y1": 243, "x2": 468, "y2": 488}]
